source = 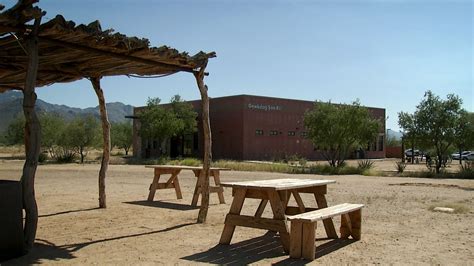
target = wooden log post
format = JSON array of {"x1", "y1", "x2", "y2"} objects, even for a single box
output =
[
  {"x1": 21, "y1": 17, "x2": 41, "y2": 251},
  {"x1": 91, "y1": 77, "x2": 110, "y2": 208},
  {"x1": 194, "y1": 63, "x2": 212, "y2": 223}
]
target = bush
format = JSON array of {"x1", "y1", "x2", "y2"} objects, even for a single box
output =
[
  {"x1": 358, "y1": 160, "x2": 374, "y2": 171},
  {"x1": 214, "y1": 160, "x2": 292, "y2": 173},
  {"x1": 304, "y1": 164, "x2": 361, "y2": 175},
  {"x1": 38, "y1": 152, "x2": 48, "y2": 163},
  {"x1": 56, "y1": 153, "x2": 76, "y2": 163},
  {"x1": 457, "y1": 161, "x2": 474, "y2": 179},
  {"x1": 395, "y1": 161, "x2": 406, "y2": 174},
  {"x1": 168, "y1": 158, "x2": 202, "y2": 166},
  {"x1": 298, "y1": 158, "x2": 307, "y2": 167}
]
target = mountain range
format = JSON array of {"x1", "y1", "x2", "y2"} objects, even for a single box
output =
[{"x1": 0, "y1": 91, "x2": 134, "y2": 134}]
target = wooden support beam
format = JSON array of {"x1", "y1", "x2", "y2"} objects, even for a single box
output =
[
  {"x1": 194, "y1": 63, "x2": 212, "y2": 223},
  {"x1": 20, "y1": 17, "x2": 41, "y2": 252},
  {"x1": 39, "y1": 36, "x2": 210, "y2": 76},
  {"x1": 91, "y1": 77, "x2": 110, "y2": 209}
]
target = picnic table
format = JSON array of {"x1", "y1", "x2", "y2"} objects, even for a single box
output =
[
  {"x1": 145, "y1": 165, "x2": 230, "y2": 206},
  {"x1": 219, "y1": 178, "x2": 337, "y2": 253}
]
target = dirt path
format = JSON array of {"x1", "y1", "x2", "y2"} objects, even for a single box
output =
[{"x1": 1, "y1": 160, "x2": 473, "y2": 264}]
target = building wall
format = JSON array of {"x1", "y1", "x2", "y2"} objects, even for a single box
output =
[
  {"x1": 132, "y1": 94, "x2": 386, "y2": 160},
  {"x1": 205, "y1": 96, "x2": 245, "y2": 160},
  {"x1": 241, "y1": 96, "x2": 316, "y2": 160}
]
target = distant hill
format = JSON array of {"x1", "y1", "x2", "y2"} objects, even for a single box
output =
[
  {"x1": 386, "y1": 129, "x2": 403, "y2": 140},
  {"x1": 0, "y1": 91, "x2": 134, "y2": 133}
]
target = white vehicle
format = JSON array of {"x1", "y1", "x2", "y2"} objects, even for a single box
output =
[
  {"x1": 452, "y1": 151, "x2": 473, "y2": 160},
  {"x1": 405, "y1": 149, "x2": 420, "y2": 157}
]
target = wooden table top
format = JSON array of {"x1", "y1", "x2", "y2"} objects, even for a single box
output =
[
  {"x1": 145, "y1": 165, "x2": 231, "y2": 171},
  {"x1": 220, "y1": 178, "x2": 336, "y2": 191}
]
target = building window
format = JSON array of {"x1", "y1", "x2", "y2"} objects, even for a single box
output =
[
  {"x1": 378, "y1": 135, "x2": 384, "y2": 151},
  {"x1": 255, "y1": 129, "x2": 264, "y2": 136},
  {"x1": 300, "y1": 132, "x2": 308, "y2": 138},
  {"x1": 269, "y1": 130, "x2": 278, "y2": 136},
  {"x1": 288, "y1": 131, "x2": 296, "y2": 136}
]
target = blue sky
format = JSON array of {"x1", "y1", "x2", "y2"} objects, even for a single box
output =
[{"x1": 4, "y1": 0, "x2": 472, "y2": 131}]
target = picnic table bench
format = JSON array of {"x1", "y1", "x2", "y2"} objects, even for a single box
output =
[
  {"x1": 287, "y1": 203, "x2": 364, "y2": 260},
  {"x1": 218, "y1": 178, "x2": 337, "y2": 253},
  {"x1": 145, "y1": 165, "x2": 230, "y2": 206}
]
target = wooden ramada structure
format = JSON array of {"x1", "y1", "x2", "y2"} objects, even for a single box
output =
[{"x1": 0, "y1": 0, "x2": 216, "y2": 252}]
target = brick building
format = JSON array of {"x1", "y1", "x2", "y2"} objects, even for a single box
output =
[{"x1": 132, "y1": 95, "x2": 386, "y2": 160}]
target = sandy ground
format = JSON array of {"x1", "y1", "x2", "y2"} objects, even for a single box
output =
[{"x1": 1, "y1": 158, "x2": 473, "y2": 265}]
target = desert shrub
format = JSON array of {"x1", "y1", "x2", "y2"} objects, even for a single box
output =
[
  {"x1": 358, "y1": 160, "x2": 374, "y2": 171},
  {"x1": 214, "y1": 160, "x2": 292, "y2": 173},
  {"x1": 395, "y1": 161, "x2": 406, "y2": 174},
  {"x1": 38, "y1": 152, "x2": 48, "y2": 163},
  {"x1": 56, "y1": 153, "x2": 76, "y2": 163},
  {"x1": 168, "y1": 158, "x2": 202, "y2": 166},
  {"x1": 456, "y1": 161, "x2": 474, "y2": 179},
  {"x1": 306, "y1": 164, "x2": 361, "y2": 175},
  {"x1": 298, "y1": 158, "x2": 307, "y2": 167}
]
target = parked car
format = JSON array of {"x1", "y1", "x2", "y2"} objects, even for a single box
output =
[
  {"x1": 405, "y1": 149, "x2": 420, "y2": 157},
  {"x1": 452, "y1": 151, "x2": 473, "y2": 160},
  {"x1": 466, "y1": 153, "x2": 474, "y2": 160}
]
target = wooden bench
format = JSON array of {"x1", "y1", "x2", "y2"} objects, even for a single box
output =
[{"x1": 287, "y1": 203, "x2": 364, "y2": 260}]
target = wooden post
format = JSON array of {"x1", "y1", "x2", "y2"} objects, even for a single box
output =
[
  {"x1": 21, "y1": 17, "x2": 41, "y2": 251},
  {"x1": 91, "y1": 77, "x2": 110, "y2": 208},
  {"x1": 194, "y1": 63, "x2": 212, "y2": 223}
]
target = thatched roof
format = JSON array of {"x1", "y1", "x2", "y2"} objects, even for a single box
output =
[{"x1": 0, "y1": 0, "x2": 215, "y2": 92}]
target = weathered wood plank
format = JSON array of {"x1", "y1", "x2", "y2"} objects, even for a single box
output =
[
  {"x1": 156, "y1": 182, "x2": 175, "y2": 189},
  {"x1": 314, "y1": 194, "x2": 338, "y2": 239},
  {"x1": 224, "y1": 214, "x2": 287, "y2": 232},
  {"x1": 147, "y1": 174, "x2": 161, "y2": 201},
  {"x1": 268, "y1": 190, "x2": 290, "y2": 253},
  {"x1": 291, "y1": 190, "x2": 306, "y2": 213},
  {"x1": 221, "y1": 178, "x2": 335, "y2": 191},
  {"x1": 91, "y1": 77, "x2": 110, "y2": 209},
  {"x1": 349, "y1": 209, "x2": 362, "y2": 240},
  {"x1": 302, "y1": 222, "x2": 316, "y2": 260},
  {"x1": 172, "y1": 175, "x2": 183, "y2": 199},
  {"x1": 340, "y1": 213, "x2": 352, "y2": 239},
  {"x1": 254, "y1": 199, "x2": 268, "y2": 218},
  {"x1": 219, "y1": 188, "x2": 247, "y2": 244},
  {"x1": 289, "y1": 220, "x2": 303, "y2": 258},
  {"x1": 288, "y1": 203, "x2": 364, "y2": 222},
  {"x1": 285, "y1": 206, "x2": 318, "y2": 216},
  {"x1": 234, "y1": 188, "x2": 269, "y2": 199},
  {"x1": 213, "y1": 171, "x2": 225, "y2": 204},
  {"x1": 195, "y1": 64, "x2": 211, "y2": 223},
  {"x1": 20, "y1": 17, "x2": 41, "y2": 251}
]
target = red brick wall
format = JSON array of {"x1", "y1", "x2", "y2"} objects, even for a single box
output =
[
  {"x1": 133, "y1": 95, "x2": 387, "y2": 160},
  {"x1": 386, "y1": 146, "x2": 402, "y2": 158}
]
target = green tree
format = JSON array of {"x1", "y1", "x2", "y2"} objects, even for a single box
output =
[
  {"x1": 111, "y1": 122, "x2": 133, "y2": 155},
  {"x1": 61, "y1": 115, "x2": 101, "y2": 163},
  {"x1": 40, "y1": 112, "x2": 66, "y2": 159},
  {"x1": 398, "y1": 112, "x2": 419, "y2": 164},
  {"x1": 453, "y1": 112, "x2": 474, "y2": 164},
  {"x1": 398, "y1": 91, "x2": 465, "y2": 173},
  {"x1": 5, "y1": 115, "x2": 25, "y2": 145},
  {"x1": 139, "y1": 95, "x2": 197, "y2": 157},
  {"x1": 386, "y1": 135, "x2": 401, "y2": 147},
  {"x1": 304, "y1": 100, "x2": 380, "y2": 167}
]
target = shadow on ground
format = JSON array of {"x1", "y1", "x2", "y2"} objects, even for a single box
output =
[
  {"x1": 38, "y1": 207, "x2": 101, "y2": 218},
  {"x1": 124, "y1": 200, "x2": 200, "y2": 211},
  {"x1": 182, "y1": 232, "x2": 357, "y2": 265},
  {"x1": 182, "y1": 232, "x2": 286, "y2": 265},
  {"x1": 1, "y1": 239, "x2": 75, "y2": 265},
  {"x1": 2, "y1": 223, "x2": 195, "y2": 265}
]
